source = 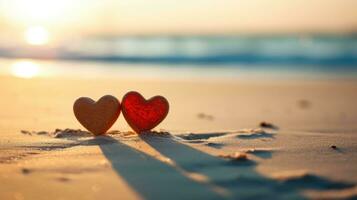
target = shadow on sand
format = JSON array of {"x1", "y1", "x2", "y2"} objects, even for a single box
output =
[
  {"x1": 97, "y1": 136, "x2": 223, "y2": 200},
  {"x1": 91, "y1": 134, "x2": 355, "y2": 200},
  {"x1": 140, "y1": 134, "x2": 304, "y2": 200}
]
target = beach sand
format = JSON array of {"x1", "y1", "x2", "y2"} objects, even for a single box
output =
[{"x1": 1, "y1": 75, "x2": 357, "y2": 200}]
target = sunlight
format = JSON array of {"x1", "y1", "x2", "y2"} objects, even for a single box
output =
[
  {"x1": 11, "y1": 61, "x2": 40, "y2": 78},
  {"x1": 25, "y1": 26, "x2": 49, "y2": 45},
  {"x1": 4, "y1": 0, "x2": 72, "y2": 24}
]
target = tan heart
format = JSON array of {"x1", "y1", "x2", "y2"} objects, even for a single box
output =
[{"x1": 73, "y1": 95, "x2": 121, "y2": 135}]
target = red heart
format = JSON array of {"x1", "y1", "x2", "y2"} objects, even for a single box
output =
[{"x1": 122, "y1": 91, "x2": 169, "y2": 133}]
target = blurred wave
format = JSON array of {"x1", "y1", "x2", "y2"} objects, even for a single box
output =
[{"x1": 0, "y1": 35, "x2": 357, "y2": 67}]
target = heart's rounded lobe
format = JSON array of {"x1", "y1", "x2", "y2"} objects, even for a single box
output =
[
  {"x1": 122, "y1": 91, "x2": 169, "y2": 133},
  {"x1": 73, "y1": 95, "x2": 121, "y2": 135}
]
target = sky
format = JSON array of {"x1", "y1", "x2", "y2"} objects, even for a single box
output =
[{"x1": 0, "y1": 0, "x2": 356, "y2": 41}]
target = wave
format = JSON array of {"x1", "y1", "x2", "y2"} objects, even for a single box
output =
[{"x1": 1, "y1": 35, "x2": 357, "y2": 66}]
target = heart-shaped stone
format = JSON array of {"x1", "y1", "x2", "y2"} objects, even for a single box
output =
[
  {"x1": 122, "y1": 91, "x2": 169, "y2": 133},
  {"x1": 73, "y1": 95, "x2": 121, "y2": 135}
]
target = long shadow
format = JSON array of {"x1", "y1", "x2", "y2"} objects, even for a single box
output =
[
  {"x1": 140, "y1": 134, "x2": 302, "y2": 200},
  {"x1": 140, "y1": 134, "x2": 355, "y2": 200},
  {"x1": 47, "y1": 132, "x2": 354, "y2": 199},
  {"x1": 96, "y1": 136, "x2": 224, "y2": 200}
]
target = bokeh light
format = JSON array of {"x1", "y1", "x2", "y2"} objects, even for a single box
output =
[
  {"x1": 24, "y1": 26, "x2": 49, "y2": 45},
  {"x1": 11, "y1": 60, "x2": 40, "y2": 78}
]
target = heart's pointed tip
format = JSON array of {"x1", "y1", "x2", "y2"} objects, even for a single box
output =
[
  {"x1": 137, "y1": 130, "x2": 150, "y2": 134},
  {"x1": 92, "y1": 132, "x2": 107, "y2": 136}
]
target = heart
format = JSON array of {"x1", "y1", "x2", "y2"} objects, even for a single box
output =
[
  {"x1": 73, "y1": 95, "x2": 121, "y2": 135},
  {"x1": 122, "y1": 91, "x2": 169, "y2": 133}
]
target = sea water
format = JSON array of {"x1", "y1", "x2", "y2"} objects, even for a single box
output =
[{"x1": 0, "y1": 35, "x2": 356, "y2": 80}]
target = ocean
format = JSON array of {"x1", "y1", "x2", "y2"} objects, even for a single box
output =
[{"x1": 0, "y1": 34, "x2": 357, "y2": 79}]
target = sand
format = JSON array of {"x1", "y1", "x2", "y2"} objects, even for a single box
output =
[{"x1": 1, "y1": 75, "x2": 357, "y2": 200}]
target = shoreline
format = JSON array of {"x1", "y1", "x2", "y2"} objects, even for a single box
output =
[{"x1": 1, "y1": 58, "x2": 357, "y2": 82}]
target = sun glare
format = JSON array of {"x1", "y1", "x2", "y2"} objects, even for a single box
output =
[
  {"x1": 5, "y1": 0, "x2": 72, "y2": 24},
  {"x1": 11, "y1": 61, "x2": 40, "y2": 78},
  {"x1": 25, "y1": 26, "x2": 49, "y2": 45}
]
